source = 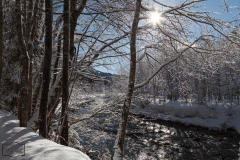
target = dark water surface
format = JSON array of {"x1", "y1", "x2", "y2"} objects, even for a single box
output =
[{"x1": 74, "y1": 108, "x2": 240, "y2": 159}]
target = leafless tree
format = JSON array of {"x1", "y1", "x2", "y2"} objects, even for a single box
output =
[
  {"x1": 39, "y1": 0, "x2": 53, "y2": 138},
  {"x1": 0, "y1": 0, "x2": 2, "y2": 87},
  {"x1": 16, "y1": 0, "x2": 29, "y2": 127},
  {"x1": 113, "y1": 0, "x2": 141, "y2": 159},
  {"x1": 60, "y1": 0, "x2": 70, "y2": 146},
  {"x1": 1, "y1": 0, "x2": 240, "y2": 158}
]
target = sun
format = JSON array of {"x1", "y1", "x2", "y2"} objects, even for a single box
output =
[{"x1": 149, "y1": 11, "x2": 164, "y2": 25}]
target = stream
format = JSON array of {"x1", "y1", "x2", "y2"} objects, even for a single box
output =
[{"x1": 72, "y1": 109, "x2": 239, "y2": 160}]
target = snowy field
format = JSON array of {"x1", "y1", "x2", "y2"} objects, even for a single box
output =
[
  {"x1": 0, "y1": 109, "x2": 90, "y2": 160},
  {"x1": 131, "y1": 98, "x2": 240, "y2": 134}
]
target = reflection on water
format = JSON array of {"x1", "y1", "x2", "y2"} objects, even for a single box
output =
[{"x1": 74, "y1": 111, "x2": 240, "y2": 160}]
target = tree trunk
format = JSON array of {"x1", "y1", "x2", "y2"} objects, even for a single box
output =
[
  {"x1": 39, "y1": 0, "x2": 53, "y2": 138},
  {"x1": 0, "y1": 0, "x2": 3, "y2": 87},
  {"x1": 46, "y1": 0, "x2": 87, "y2": 129},
  {"x1": 16, "y1": 0, "x2": 29, "y2": 127},
  {"x1": 113, "y1": 0, "x2": 141, "y2": 159},
  {"x1": 26, "y1": 0, "x2": 33, "y2": 119},
  {"x1": 60, "y1": 0, "x2": 70, "y2": 146},
  {"x1": 32, "y1": 68, "x2": 42, "y2": 114},
  {"x1": 52, "y1": 34, "x2": 61, "y2": 86},
  {"x1": 70, "y1": 0, "x2": 87, "y2": 61},
  {"x1": 27, "y1": 49, "x2": 33, "y2": 119}
]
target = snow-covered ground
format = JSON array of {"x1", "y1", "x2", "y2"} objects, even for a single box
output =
[
  {"x1": 0, "y1": 109, "x2": 91, "y2": 160},
  {"x1": 131, "y1": 99, "x2": 240, "y2": 134},
  {"x1": 69, "y1": 92, "x2": 240, "y2": 134}
]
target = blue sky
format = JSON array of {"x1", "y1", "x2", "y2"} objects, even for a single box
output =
[
  {"x1": 199, "y1": 0, "x2": 239, "y2": 22},
  {"x1": 95, "y1": 0, "x2": 240, "y2": 74}
]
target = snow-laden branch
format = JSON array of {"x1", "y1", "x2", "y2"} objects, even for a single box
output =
[
  {"x1": 141, "y1": 0, "x2": 204, "y2": 14},
  {"x1": 70, "y1": 99, "x2": 124, "y2": 125},
  {"x1": 81, "y1": 9, "x2": 135, "y2": 15},
  {"x1": 81, "y1": 32, "x2": 130, "y2": 68},
  {"x1": 134, "y1": 36, "x2": 202, "y2": 89},
  {"x1": 136, "y1": 47, "x2": 149, "y2": 63}
]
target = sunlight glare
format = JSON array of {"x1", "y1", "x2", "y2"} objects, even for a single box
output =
[{"x1": 150, "y1": 11, "x2": 164, "y2": 25}]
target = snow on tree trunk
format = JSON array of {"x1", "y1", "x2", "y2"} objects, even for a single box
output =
[
  {"x1": 44, "y1": 0, "x2": 87, "y2": 136},
  {"x1": 28, "y1": 108, "x2": 39, "y2": 130},
  {"x1": 32, "y1": 68, "x2": 42, "y2": 114},
  {"x1": 113, "y1": 0, "x2": 141, "y2": 159},
  {"x1": 27, "y1": 48, "x2": 33, "y2": 119}
]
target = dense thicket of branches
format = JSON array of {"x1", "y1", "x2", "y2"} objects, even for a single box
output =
[
  {"x1": 0, "y1": 0, "x2": 239, "y2": 159},
  {"x1": 136, "y1": 37, "x2": 240, "y2": 104}
]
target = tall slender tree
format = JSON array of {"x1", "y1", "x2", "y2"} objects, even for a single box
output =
[
  {"x1": 45, "y1": 0, "x2": 87, "y2": 130},
  {"x1": 26, "y1": 0, "x2": 34, "y2": 119},
  {"x1": 39, "y1": 0, "x2": 53, "y2": 138},
  {"x1": 0, "y1": 0, "x2": 2, "y2": 87},
  {"x1": 113, "y1": 0, "x2": 141, "y2": 159},
  {"x1": 60, "y1": 0, "x2": 70, "y2": 146},
  {"x1": 16, "y1": 0, "x2": 29, "y2": 127}
]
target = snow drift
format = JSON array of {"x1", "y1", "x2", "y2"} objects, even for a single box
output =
[
  {"x1": 0, "y1": 109, "x2": 91, "y2": 160},
  {"x1": 131, "y1": 99, "x2": 240, "y2": 134}
]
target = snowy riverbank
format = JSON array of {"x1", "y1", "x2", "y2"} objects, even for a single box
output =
[
  {"x1": 0, "y1": 109, "x2": 91, "y2": 160},
  {"x1": 131, "y1": 99, "x2": 240, "y2": 134}
]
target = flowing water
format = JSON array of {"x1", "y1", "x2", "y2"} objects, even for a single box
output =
[{"x1": 73, "y1": 108, "x2": 240, "y2": 160}]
